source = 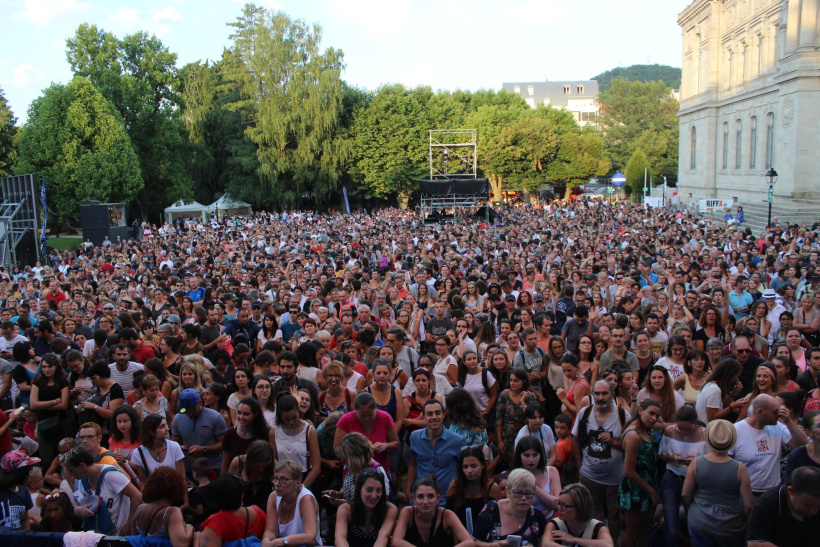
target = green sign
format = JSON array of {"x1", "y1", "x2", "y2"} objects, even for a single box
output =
[
  {"x1": 606, "y1": 188, "x2": 615, "y2": 194},
  {"x1": 768, "y1": 187, "x2": 774, "y2": 204}
]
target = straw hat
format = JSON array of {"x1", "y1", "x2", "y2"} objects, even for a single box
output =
[{"x1": 704, "y1": 419, "x2": 737, "y2": 454}]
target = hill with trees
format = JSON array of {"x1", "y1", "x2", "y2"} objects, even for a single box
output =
[{"x1": 592, "y1": 64, "x2": 681, "y2": 91}]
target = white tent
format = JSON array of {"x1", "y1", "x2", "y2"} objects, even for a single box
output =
[
  {"x1": 163, "y1": 200, "x2": 210, "y2": 225},
  {"x1": 211, "y1": 194, "x2": 252, "y2": 217}
]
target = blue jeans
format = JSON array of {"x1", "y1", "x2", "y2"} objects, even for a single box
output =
[
  {"x1": 660, "y1": 471, "x2": 685, "y2": 547},
  {"x1": 688, "y1": 524, "x2": 746, "y2": 547}
]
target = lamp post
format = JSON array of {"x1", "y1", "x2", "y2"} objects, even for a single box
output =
[{"x1": 765, "y1": 168, "x2": 778, "y2": 229}]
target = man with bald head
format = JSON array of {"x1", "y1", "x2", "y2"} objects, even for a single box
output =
[{"x1": 730, "y1": 394, "x2": 808, "y2": 496}]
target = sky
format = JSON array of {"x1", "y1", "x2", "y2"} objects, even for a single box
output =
[{"x1": 0, "y1": 0, "x2": 691, "y2": 123}]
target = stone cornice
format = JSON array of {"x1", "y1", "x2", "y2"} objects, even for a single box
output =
[{"x1": 679, "y1": 0, "x2": 713, "y2": 27}]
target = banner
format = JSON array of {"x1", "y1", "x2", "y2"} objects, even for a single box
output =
[
  {"x1": 698, "y1": 198, "x2": 734, "y2": 212},
  {"x1": 342, "y1": 185, "x2": 351, "y2": 214},
  {"x1": 39, "y1": 177, "x2": 47, "y2": 258},
  {"x1": 643, "y1": 197, "x2": 663, "y2": 208}
]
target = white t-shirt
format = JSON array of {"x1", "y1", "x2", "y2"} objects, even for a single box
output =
[
  {"x1": 729, "y1": 420, "x2": 791, "y2": 492},
  {"x1": 462, "y1": 370, "x2": 496, "y2": 413},
  {"x1": 655, "y1": 357, "x2": 686, "y2": 381},
  {"x1": 0, "y1": 334, "x2": 28, "y2": 354},
  {"x1": 433, "y1": 355, "x2": 457, "y2": 382},
  {"x1": 129, "y1": 440, "x2": 184, "y2": 477},
  {"x1": 514, "y1": 424, "x2": 557, "y2": 458},
  {"x1": 695, "y1": 382, "x2": 723, "y2": 424},
  {"x1": 72, "y1": 466, "x2": 132, "y2": 534}
]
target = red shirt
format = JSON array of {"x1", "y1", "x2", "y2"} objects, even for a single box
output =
[
  {"x1": 46, "y1": 290, "x2": 67, "y2": 303},
  {"x1": 337, "y1": 410, "x2": 395, "y2": 472},
  {"x1": 200, "y1": 506, "x2": 266, "y2": 539},
  {"x1": 131, "y1": 342, "x2": 158, "y2": 364}
]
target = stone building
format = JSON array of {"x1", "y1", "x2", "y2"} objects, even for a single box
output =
[{"x1": 677, "y1": 0, "x2": 820, "y2": 204}]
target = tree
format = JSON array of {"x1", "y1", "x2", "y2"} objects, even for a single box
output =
[
  {"x1": 66, "y1": 24, "x2": 192, "y2": 220},
  {"x1": 548, "y1": 129, "x2": 612, "y2": 198},
  {"x1": 592, "y1": 64, "x2": 681, "y2": 92},
  {"x1": 350, "y1": 84, "x2": 460, "y2": 207},
  {"x1": 15, "y1": 78, "x2": 142, "y2": 224},
  {"x1": 0, "y1": 87, "x2": 18, "y2": 177},
  {"x1": 598, "y1": 79, "x2": 679, "y2": 182},
  {"x1": 222, "y1": 4, "x2": 350, "y2": 206},
  {"x1": 624, "y1": 148, "x2": 651, "y2": 196}
]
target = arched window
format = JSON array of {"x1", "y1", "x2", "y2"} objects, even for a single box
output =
[
  {"x1": 766, "y1": 113, "x2": 775, "y2": 169},
  {"x1": 690, "y1": 126, "x2": 697, "y2": 170},
  {"x1": 722, "y1": 122, "x2": 729, "y2": 169},
  {"x1": 735, "y1": 120, "x2": 743, "y2": 169},
  {"x1": 750, "y1": 116, "x2": 757, "y2": 169}
]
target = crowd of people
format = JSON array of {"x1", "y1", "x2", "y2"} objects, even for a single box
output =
[{"x1": 0, "y1": 199, "x2": 819, "y2": 547}]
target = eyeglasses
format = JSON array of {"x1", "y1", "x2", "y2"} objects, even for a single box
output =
[
  {"x1": 556, "y1": 500, "x2": 576, "y2": 510},
  {"x1": 272, "y1": 476, "x2": 293, "y2": 484},
  {"x1": 77, "y1": 435, "x2": 98, "y2": 441},
  {"x1": 735, "y1": 348, "x2": 751, "y2": 354},
  {"x1": 510, "y1": 489, "x2": 536, "y2": 499}
]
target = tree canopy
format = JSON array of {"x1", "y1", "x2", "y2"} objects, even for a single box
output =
[
  {"x1": 15, "y1": 77, "x2": 143, "y2": 223},
  {"x1": 592, "y1": 64, "x2": 681, "y2": 92},
  {"x1": 0, "y1": 87, "x2": 17, "y2": 178}
]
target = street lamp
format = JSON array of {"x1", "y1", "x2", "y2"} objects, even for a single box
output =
[{"x1": 765, "y1": 168, "x2": 778, "y2": 229}]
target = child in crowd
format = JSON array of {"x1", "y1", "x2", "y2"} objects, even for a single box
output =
[
  {"x1": 183, "y1": 457, "x2": 219, "y2": 527},
  {"x1": 39, "y1": 491, "x2": 84, "y2": 532},
  {"x1": 554, "y1": 414, "x2": 574, "y2": 481},
  {"x1": 44, "y1": 437, "x2": 76, "y2": 487},
  {"x1": 24, "y1": 465, "x2": 49, "y2": 526}
]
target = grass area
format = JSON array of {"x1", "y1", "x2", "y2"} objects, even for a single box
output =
[{"x1": 46, "y1": 237, "x2": 82, "y2": 253}]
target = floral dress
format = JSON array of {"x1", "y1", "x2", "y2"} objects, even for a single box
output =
[
  {"x1": 496, "y1": 389, "x2": 534, "y2": 456},
  {"x1": 619, "y1": 433, "x2": 659, "y2": 512},
  {"x1": 474, "y1": 500, "x2": 546, "y2": 546},
  {"x1": 449, "y1": 423, "x2": 489, "y2": 447}
]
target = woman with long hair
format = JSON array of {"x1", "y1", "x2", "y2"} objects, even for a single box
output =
[
  {"x1": 200, "y1": 474, "x2": 266, "y2": 546},
  {"x1": 576, "y1": 334, "x2": 598, "y2": 384},
  {"x1": 403, "y1": 367, "x2": 443, "y2": 437},
  {"x1": 658, "y1": 404, "x2": 706, "y2": 547},
  {"x1": 694, "y1": 305, "x2": 728, "y2": 351},
  {"x1": 160, "y1": 336, "x2": 184, "y2": 376},
  {"x1": 433, "y1": 335, "x2": 459, "y2": 387},
  {"x1": 496, "y1": 369, "x2": 536, "y2": 461},
  {"x1": 108, "y1": 404, "x2": 141, "y2": 472},
  {"x1": 227, "y1": 439, "x2": 275, "y2": 509},
  {"x1": 750, "y1": 300, "x2": 772, "y2": 340},
  {"x1": 772, "y1": 355, "x2": 799, "y2": 393},
  {"x1": 638, "y1": 366, "x2": 683, "y2": 429},
  {"x1": 227, "y1": 367, "x2": 253, "y2": 423},
  {"x1": 130, "y1": 415, "x2": 186, "y2": 494},
  {"x1": 365, "y1": 359, "x2": 405, "y2": 440},
  {"x1": 335, "y1": 467, "x2": 398, "y2": 547},
  {"x1": 30, "y1": 353, "x2": 70, "y2": 466},
  {"x1": 555, "y1": 354, "x2": 590, "y2": 423},
  {"x1": 328, "y1": 432, "x2": 391, "y2": 504},
  {"x1": 488, "y1": 348, "x2": 511, "y2": 393},
  {"x1": 473, "y1": 322, "x2": 496, "y2": 363},
  {"x1": 271, "y1": 394, "x2": 321, "y2": 489},
  {"x1": 77, "y1": 361, "x2": 124, "y2": 437},
  {"x1": 11, "y1": 341, "x2": 38, "y2": 405},
  {"x1": 393, "y1": 474, "x2": 473, "y2": 547},
  {"x1": 504, "y1": 331, "x2": 523, "y2": 366},
  {"x1": 457, "y1": 350, "x2": 498, "y2": 419},
  {"x1": 674, "y1": 349, "x2": 710, "y2": 405},
  {"x1": 168, "y1": 362, "x2": 203, "y2": 417},
  {"x1": 257, "y1": 313, "x2": 283, "y2": 353},
  {"x1": 319, "y1": 361, "x2": 353, "y2": 417},
  {"x1": 127, "y1": 466, "x2": 194, "y2": 546},
  {"x1": 220, "y1": 397, "x2": 272, "y2": 475},
  {"x1": 179, "y1": 324, "x2": 204, "y2": 356},
  {"x1": 39, "y1": 491, "x2": 84, "y2": 533},
  {"x1": 133, "y1": 375, "x2": 169, "y2": 420},
  {"x1": 736, "y1": 362, "x2": 778, "y2": 419},
  {"x1": 446, "y1": 387, "x2": 490, "y2": 451},
  {"x1": 202, "y1": 382, "x2": 232, "y2": 428},
  {"x1": 619, "y1": 398, "x2": 662, "y2": 547},
  {"x1": 252, "y1": 376, "x2": 276, "y2": 426},
  {"x1": 446, "y1": 447, "x2": 496, "y2": 530},
  {"x1": 784, "y1": 326, "x2": 809, "y2": 373},
  {"x1": 695, "y1": 358, "x2": 744, "y2": 423},
  {"x1": 143, "y1": 358, "x2": 177, "y2": 400},
  {"x1": 512, "y1": 436, "x2": 560, "y2": 518},
  {"x1": 632, "y1": 330, "x2": 659, "y2": 387}
]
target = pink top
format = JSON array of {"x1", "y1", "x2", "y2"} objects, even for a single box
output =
[{"x1": 337, "y1": 409, "x2": 395, "y2": 472}]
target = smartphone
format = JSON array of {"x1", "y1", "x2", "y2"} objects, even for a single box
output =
[{"x1": 507, "y1": 535, "x2": 522, "y2": 547}]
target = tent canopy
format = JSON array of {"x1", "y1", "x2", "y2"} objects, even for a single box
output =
[
  {"x1": 163, "y1": 200, "x2": 210, "y2": 224},
  {"x1": 211, "y1": 194, "x2": 252, "y2": 215}
]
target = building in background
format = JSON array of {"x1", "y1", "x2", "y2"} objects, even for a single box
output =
[
  {"x1": 502, "y1": 80, "x2": 601, "y2": 128},
  {"x1": 677, "y1": 0, "x2": 820, "y2": 205}
]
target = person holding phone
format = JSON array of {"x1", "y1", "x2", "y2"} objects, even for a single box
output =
[{"x1": 473, "y1": 468, "x2": 547, "y2": 547}]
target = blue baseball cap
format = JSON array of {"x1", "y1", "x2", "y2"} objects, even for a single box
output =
[{"x1": 178, "y1": 389, "x2": 201, "y2": 414}]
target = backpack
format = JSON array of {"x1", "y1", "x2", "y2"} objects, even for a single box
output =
[
  {"x1": 575, "y1": 404, "x2": 627, "y2": 448},
  {"x1": 94, "y1": 450, "x2": 116, "y2": 463},
  {"x1": 80, "y1": 466, "x2": 119, "y2": 534},
  {"x1": 515, "y1": 346, "x2": 545, "y2": 373}
]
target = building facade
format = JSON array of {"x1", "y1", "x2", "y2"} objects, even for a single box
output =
[
  {"x1": 501, "y1": 80, "x2": 600, "y2": 128},
  {"x1": 677, "y1": 0, "x2": 820, "y2": 203}
]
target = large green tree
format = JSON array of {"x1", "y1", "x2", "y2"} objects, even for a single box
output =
[
  {"x1": 66, "y1": 24, "x2": 192, "y2": 220},
  {"x1": 548, "y1": 129, "x2": 612, "y2": 197},
  {"x1": 15, "y1": 77, "x2": 142, "y2": 224},
  {"x1": 220, "y1": 4, "x2": 350, "y2": 206},
  {"x1": 0, "y1": 87, "x2": 18, "y2": 177},
  {"x1": 598, "y1": 78, "x2": 679, "y2": 183},
  {"x1": 624, "y1": 148, "x2": 651, "y2": 196}
]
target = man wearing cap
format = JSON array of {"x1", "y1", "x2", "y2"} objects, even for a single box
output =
[
  {"x1": 730, "y1": 394, "x2": 808, "y2": 497},
  {"x1": 764, "y1": 288, "x2": 787, "y2": 345},
  {"x1": 747, "y1": 466, "x2": 820, "y2": 546},
  {"x1": 0, "y1": 450, "x2": 40, "y2": 529},
  {"x1": 171, "y1": 388, "x2": 227, "y2": 474},
  {"x1": 682, "y1": 419, "x2": 754, "y2": 546}
]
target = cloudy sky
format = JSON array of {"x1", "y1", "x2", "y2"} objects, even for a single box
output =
[{"x1": 0, "y1": 0, "x2": 689, "y2": 122}]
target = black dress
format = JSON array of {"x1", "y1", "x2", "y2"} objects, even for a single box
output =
[{"x1": 405, "y1": 508, "x2": 455, "y2": 547}]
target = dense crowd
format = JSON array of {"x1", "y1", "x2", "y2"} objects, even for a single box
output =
[{"x1": 0, "y1": 199, "x2": 819, "y2": 547}]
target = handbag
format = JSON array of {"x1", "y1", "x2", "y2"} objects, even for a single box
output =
[{"x1": 38, "y1": 415, "x2": 61, "y2": 433}]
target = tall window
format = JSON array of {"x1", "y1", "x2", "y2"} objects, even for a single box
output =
[
  {"x1": 527, "y1": 85, "x2": 534, "y2": 96},
  {"x1": 735, "y1": 120, "x2": 743, "y2": 169},
  {"x1": 690, "y1": 126, "x2": 697, "y2": 170},
  {"x1": 563, "y1": 85, "x2": 570, "y2": 94},
  {"x1": 750, "y1": 116, "x2": 757, "y2": 169},
  {"x1": 766, "y1": 113, "x2": 775, "y2": 169},
  {"x1": 577, "y1": 85, "x2": 584, "y2": 94},
  {"x1": 722, "y1": 123, "x2": 729, "y2": 169},
  {"x1": 758, "y1": 36, "x2": 766, "y2": 73}
]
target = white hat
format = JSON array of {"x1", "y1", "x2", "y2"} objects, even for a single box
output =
[{"x1": 762, "y1": 288, "x2": 777, "y2": 299}]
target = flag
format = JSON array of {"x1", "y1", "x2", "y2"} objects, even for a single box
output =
[
  {"x1": 342, "y1": 185, "x2": 351, "y2": 214},
  {"x1": 39, "y1": 177, "x2": 47, "y2": 257}
]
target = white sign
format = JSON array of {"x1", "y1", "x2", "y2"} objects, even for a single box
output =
[
  {"x1": 644, "y1": 197, "x2": 663, "y2": 208},
  {"x1": 698, "y1": 198, "x2": 734, "y2": 212}
]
